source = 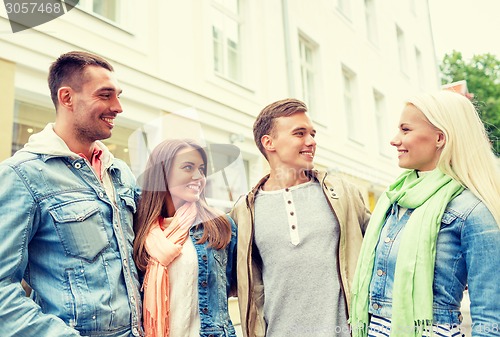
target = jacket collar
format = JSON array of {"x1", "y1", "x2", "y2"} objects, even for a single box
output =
[
  {"x1": 246, "y1": 169, "x2": 325, "y2": 205},
  {"x1": 19, "y1": 123, "x2": 115, "y2": 169}
]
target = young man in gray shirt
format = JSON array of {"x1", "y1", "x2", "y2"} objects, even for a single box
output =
[{"x1": 231, "y1": 98, "x2": 370, "y2": 337}]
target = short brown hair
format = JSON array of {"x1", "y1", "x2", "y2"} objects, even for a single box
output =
[
  {"x1": 48, "y1": 51, "x2": 114, "y2": 108},
  {"x1": 253, "y1": 98, "x2": 308, "y2": 159}
]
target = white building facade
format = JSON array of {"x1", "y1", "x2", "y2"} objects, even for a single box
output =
[
  {"x1": 0, "y1": 0, "x2": 442, "y2": 333},
  {"x1": 1, "y1": 0, "x2": 440, "y2": 202}
]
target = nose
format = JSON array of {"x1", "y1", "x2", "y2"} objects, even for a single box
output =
[
  {"x1": 306, "y1": 134, "x2": 316, "y2": 147},
  {"x1": 111, "y1": 95, "x2": 123, "y2": 114},
  {"x1": 192, "y1": 169, "x2": 204, "y2": 180},
  {"x1": 390, "y1": 133, "x2": 401, "y2": 147}
]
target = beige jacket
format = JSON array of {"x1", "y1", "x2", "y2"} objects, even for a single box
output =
[{"x1": 229, "y1": 170, "x2": 370, "y2": 337}]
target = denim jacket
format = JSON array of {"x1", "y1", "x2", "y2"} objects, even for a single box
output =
[
  {"x1": 188, "y1": 216, "x2": 238, "y2": 337},
  {"x1": 0, "y1": 124, "x2": 142, "y2": 337},
  {"x1": 368, "y1": 189, "x2": 500, "y2": 337}
]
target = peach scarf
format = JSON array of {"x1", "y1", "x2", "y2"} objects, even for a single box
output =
[{"x1": 142, "y1": 202, "x2": 198, "y2": 337}]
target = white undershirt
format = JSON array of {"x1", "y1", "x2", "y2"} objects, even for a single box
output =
[{"x1": 168, "y1": 238, "x2": 200, "y2": 336}]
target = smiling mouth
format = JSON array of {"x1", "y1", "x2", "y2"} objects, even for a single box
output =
[
  {"x1": 187, "y1": 185, "x2": 201, "y2": 192},
  {"x1": 101, "y1": 117, "x2": 115, "y2": 127},
  {"x1": 300, "y1": 151, "x2": 314, "y2": 158}
]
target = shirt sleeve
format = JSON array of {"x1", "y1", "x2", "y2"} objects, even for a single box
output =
[{"x1": 462, "y1": 201, "x2": 500, "y2": 337}]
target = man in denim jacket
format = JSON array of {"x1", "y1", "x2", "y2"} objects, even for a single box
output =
[{"x1": 0, "y1": 51, "x2": 142, "y2": 337}]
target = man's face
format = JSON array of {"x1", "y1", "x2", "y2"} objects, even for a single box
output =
[
  {"x1": 266, "y1": 111, "x2": 317, "y2": 174},
  {"x1": 70, "y1": 65, "x2": 123, "y2": 143}
]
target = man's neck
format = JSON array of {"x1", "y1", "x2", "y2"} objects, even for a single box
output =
[
  {"x1": 263, "y1": 168, "x2": 311, "y2": 191},
  {"x1": 53, "y1": 123, "x2": 96, "y2": 159},
  {"x1": 68, "y1": 141, "x2": 96, "y2": 160}
]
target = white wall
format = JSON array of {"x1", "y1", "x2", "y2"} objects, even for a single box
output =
[{"x1": 0, "y1": 0, "x2": 440, "y2": 193}]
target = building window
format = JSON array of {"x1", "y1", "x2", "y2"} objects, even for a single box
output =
[
  {"x1": 12, "y1": 101, "x2": 135, "y2": 165},
  {"x1": 396, "y1": 25, "x2": 408, "y2": 75},
  {"x1": 342, "y1": 66, "x2": 361, "y2": 143},
  {"x1": 211, "y1": 0, "x2": 242, "y2": 83},
  {"x1": 299, "y1": 36, "x2": 318, "y2": 117},
  {"x1": 373, "y1": 89, "x2": 390, "y2": 156},
  {"x1": 78, "y1": 0, "x2": 123, "y2": 24},
  {"x1": 409, "y1": 0, "x2": 416, "y2": 15},
  {"x1": 337, "y1": 0, "x2": 351, "y2": 19},
  {"x1": 415, "y1": 47, "x2": 425, "y2": 88},
  {"x1": 364, "y1": 0, "x2": 378, "y2": 45}
]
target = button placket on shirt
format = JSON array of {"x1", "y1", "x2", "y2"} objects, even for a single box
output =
[
  {"x1": 192, "y1": 229, "x2": 211, "y2": 324},
  {"x1": 370, "y1": 204, "x2": 413, "y2": 317},
  {"x1": 283, "y1": 188, "x2": 300, "y2": 245}
]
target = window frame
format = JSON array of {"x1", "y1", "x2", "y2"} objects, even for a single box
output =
[
  {"x1": 77, "y1": 0, "x2": 126, "y2": 26},
  {"x1": 364, "y1": 0, "x2": 378, "y2": 46},
  {"x1": 211, "y1": 0, "x2": 243, "y2": 83},
  {"x1": 342, "y1": 66, "x2": 362, "y2": 144},
  {"x1": 396, "y1": 25, "x2": 409, "y2": 75},
  {"x1": 298, "y1": 35, "x2": 318, "y2": 118},
  {"x1": 373, "y1": 89, "x2": 391, "y2": 157}
]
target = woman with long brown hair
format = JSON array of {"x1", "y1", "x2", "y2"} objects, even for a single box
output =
[{"x1": 133, "y1": 139, "x2": 237, "y2": 337}]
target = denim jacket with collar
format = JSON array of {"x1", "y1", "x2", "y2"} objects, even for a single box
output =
[
  {"x1": 188, "y1": 216, "x2": 238, "y2": 337},
  {"x1": 0, "y1": 124, "x2": 142, "y2": 337},
  {"x1": 368, "y1": 189, "x2": 500, "y2": 337}
]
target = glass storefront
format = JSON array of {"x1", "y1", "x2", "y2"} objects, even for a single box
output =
[{"x1": 12, "y1": 100, "x2": 136, "y2": 165}]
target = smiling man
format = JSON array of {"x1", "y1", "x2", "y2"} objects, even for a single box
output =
[
  {"x1": 0, "y1": 51, "x2": 142, "y2": 337},
  {"x1": 230, "y1": 98, "x2": 371, "y2": 337}
]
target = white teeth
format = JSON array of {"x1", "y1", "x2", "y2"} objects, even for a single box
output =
[
  {"x1": 187, "y1": 185, "x2": 200, "y2": 191},
  {"x1": 102, "y1": 117, "x2": 114, "y2": 124}
]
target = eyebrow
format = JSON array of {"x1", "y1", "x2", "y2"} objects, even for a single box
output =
[
  {"x1": 293, "y1": 127, "x2": 316, "y2": 135},
  {"x1": 179, "y1": 161, "x2": 205, "y2": 167},
  {"x1": 97, "y1": 87, "x2": 123, "y2": 95}
]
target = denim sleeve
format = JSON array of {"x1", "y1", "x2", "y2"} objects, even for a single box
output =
[
  {"x1": 462, "y1": 202, "x2": 500, "y2": 337},
  {"x1": 0, "y1": 164, "x2": 80, "y2": 337},
  {"x1": 226, "y1": 215, "x2": 238, "y2": 298}
]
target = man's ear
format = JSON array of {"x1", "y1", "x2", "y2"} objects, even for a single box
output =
[
  {"x1": 261, "y1": 135, "x2": 275, "y2": 153},
  {"x1": 58, "y1": 87, "x2": 73, "y2": 110}
]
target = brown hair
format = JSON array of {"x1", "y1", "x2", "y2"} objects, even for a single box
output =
[
  {"x1": 48, "y1": 51, "x2": 114, "y2": 108},
  {"x1": 133, "y1": 139, "x2": 233, "y2": 272},
  {"x1": 253, "y1": 98, "x2": 308, "y2": 159}
]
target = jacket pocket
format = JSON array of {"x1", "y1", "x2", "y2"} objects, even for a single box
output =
[
  {"x1": 49, "y1": 200, "x2": 110, "y2": 262},
  {"x1": 119, "y1": 191, "x2": 137, "y2": 213},
  {"x1": 440, "y1": 211, "x2": 458, "y2": 229},
  {"x1": 118, "y1": 190, "x2": 137, "y2": 245},
  {"x1": 213, "y1": 248, "x2": 228, "y2": 267}
]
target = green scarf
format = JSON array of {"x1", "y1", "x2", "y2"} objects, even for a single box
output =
[{"x1": 350, "y1": 169, "x2": 463, "y2": 337}]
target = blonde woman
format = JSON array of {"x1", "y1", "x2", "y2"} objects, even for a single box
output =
[
  {"x1": 133, "y1": 139, "x2": 237, "y2": 337},
  {"x1": 351, "y1": 91, "x2": 500, "y2": 337}
]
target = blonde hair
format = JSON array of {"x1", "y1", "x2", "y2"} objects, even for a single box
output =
[{"x1": 407, "y1": 90, "x2": 500, "y2": 225}]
